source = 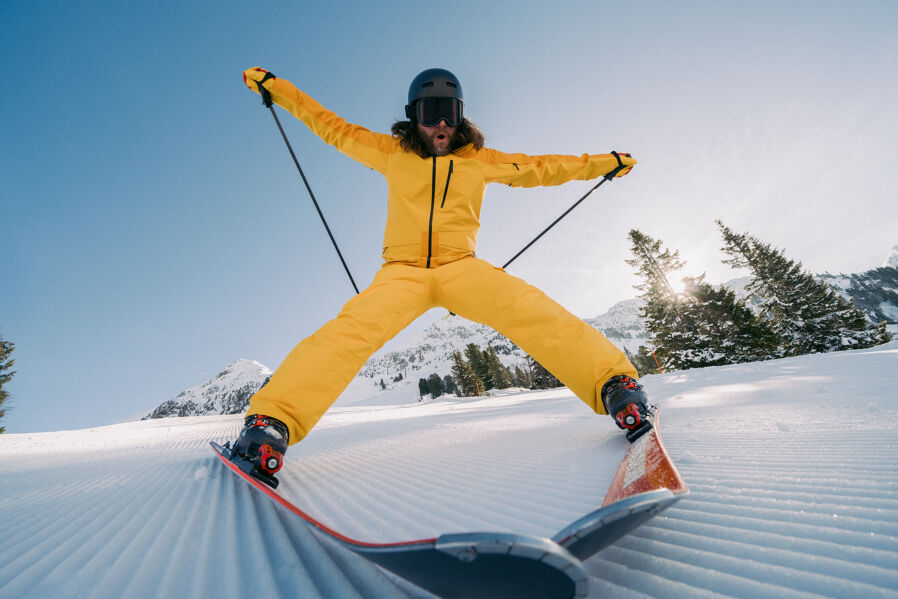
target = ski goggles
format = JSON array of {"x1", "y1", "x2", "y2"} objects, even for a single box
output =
[{"x1": 407, "y1": 97, "x2": 464, "y2": 127}]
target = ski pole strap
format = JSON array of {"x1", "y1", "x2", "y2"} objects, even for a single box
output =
[
  {"x1": 257, "y1": 72, "x2": 276, "y2": 108},
  {"x1": 605, "y1": 151, "x2": 626, "y2": 180}
]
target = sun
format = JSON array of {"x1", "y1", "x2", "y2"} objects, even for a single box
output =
[{"x1": 670, "y1": 276, "x2": 689, "y2": 295}]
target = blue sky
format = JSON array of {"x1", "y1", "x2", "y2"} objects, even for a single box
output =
[{"x1": 3, "y1": 0, "x2": 897, "y2": 433}]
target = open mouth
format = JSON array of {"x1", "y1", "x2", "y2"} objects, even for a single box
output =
[{"x1": 436, "y1": 133, "x2": 446, "y2": 140}]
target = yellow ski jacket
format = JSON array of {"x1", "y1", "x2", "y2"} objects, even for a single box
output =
[{"x1": 244, "y1": 69, "x2": 636, "y2": 268}]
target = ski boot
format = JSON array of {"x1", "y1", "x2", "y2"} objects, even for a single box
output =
[
  {"x1": 225, "y1": 414, "x2": 289, "y2": 488},
  {"x1": 602, "y1": 375, "x2": 653, "y2": 442}
]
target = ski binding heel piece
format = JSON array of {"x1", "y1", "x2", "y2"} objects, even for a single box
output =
[
  {"x1": 623, "y1": 404, "x2": 657, "y2": 443},
  {"x1": 258, "y1": 444, "x2": 283, "y2": 475},
  {"x1": 221, "y1": 441, "x2": 281, "y2": 489},
  {"x1": 625, "y1": 420, "x2": 653, "y2": 443}
]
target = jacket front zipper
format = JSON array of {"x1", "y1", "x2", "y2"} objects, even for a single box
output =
[
  {"x1": 426, "y1": 157, "x2": 455, "y2": 268},
  {"x1": 426, "y1": 157, "x2": 436, "y2": 267}
]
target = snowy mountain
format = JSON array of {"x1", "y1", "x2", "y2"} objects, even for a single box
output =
[
  {"x1": 719, "y1": 248, "x2": 898, "y2": 326},
  {"x1": 584, "y1": 297, "x2": 647, "y2": 351},
  {"x1": 142, "y1": 359, "x2": 271, "y2": 419},
  {"x1": 140, "y1": 299, "x2": 649, "y2": 420},
  {"x1": 818, "y1": 264, "x2": 898, "y2": 325},
  {"x1": 350, "y1": 298, "x2": 649, "y2": 398},
  {"x1": 357, "y1": 314, "x2": 529, "y2": 384},
  {"x1": 142, "y1": 250, "x2": 897, "y2": 420},
  {"x1": 885, "y1": 245, "x2": 898, "y2": 269},
  {"x1": 3, "y1": 340, "x2": 897, "y2": 598}
]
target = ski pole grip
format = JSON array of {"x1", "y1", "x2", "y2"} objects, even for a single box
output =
[
  {"x1": 604, "y1": 151, "x2": 626, "y2": 181},
  {"x1": 257, "y1": 71, "x2": 276, "y2": 108}
]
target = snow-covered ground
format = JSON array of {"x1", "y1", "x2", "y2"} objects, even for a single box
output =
[{"x1": 1, "y1": 341, "x2": 897, "y2": 598}]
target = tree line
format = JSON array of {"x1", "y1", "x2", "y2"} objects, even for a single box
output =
[
  {"x1": 418, "y1": 342, "x2": 564, "y2": 399},
  {"x1": 625, "y1": 222, "x2": 891, "y2": 375}
]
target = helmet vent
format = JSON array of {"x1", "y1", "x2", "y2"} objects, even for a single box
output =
[{"x1": 422, "y1": 81, "x2": 434, "y2": 88}]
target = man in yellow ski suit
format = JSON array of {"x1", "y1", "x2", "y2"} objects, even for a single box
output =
[{"x1": 238, "y1": 67, "x2": 645, "y2": 463}]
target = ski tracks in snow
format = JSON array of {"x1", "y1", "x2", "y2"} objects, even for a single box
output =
[
  {"x1": 0, "y1": 419, "x2": 421, "y2": 599},
  {"x1": 587, "y1": 343, "x2": 898, "y2": 598},
  {"x1": 1, "y1": 343, "x2": 898, "y2": 598}
]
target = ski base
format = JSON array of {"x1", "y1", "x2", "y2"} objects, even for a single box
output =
[
  {"x1": 553, "y1": 489, "x2": 679, "y2": 559},
  {"x1": 363, "y1": 533, "x2": 588, "y2": 599}
]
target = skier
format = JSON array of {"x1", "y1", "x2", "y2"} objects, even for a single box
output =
[{"x1": 234, "y1": 67, "x2": 651, "y2": 477}]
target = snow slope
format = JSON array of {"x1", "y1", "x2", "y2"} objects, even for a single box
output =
[{"x1": 1, "y1": 342, "x2": 897, "y2": 598}]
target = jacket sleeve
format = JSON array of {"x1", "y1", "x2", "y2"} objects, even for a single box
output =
[
  {"x1": 263, "y1": 76, "x2": 397, "y2": 174},
  {"x1": 480, "y1": 148, "x2": 636, "y2": 188}
]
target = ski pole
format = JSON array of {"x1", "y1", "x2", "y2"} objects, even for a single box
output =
[
  {"x1": 256, "y1": 79, "x2": 360, "y2": 294},
  {"x1": 502, "y1": 153, "x2": 627, "y2": 270},
  {"x1": 447, "y1": 154, "x2": 628, "y2": 317}
]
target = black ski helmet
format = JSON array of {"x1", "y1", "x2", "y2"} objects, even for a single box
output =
[{"x1": 405, "y1": 68, "x2": 464, "y2": 121}]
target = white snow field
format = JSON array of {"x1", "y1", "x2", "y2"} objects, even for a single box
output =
[{"x1": 1, "y1": 341, "x2": 897, "y2": 599}]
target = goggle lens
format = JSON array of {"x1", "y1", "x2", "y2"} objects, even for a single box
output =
[{"x1": 415, "y1": 97, "x2": 463, "y2": 127}]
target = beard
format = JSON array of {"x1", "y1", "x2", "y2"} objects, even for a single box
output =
[{"x1": 418, "y1": 125, "x2": 457, "y2": 157}]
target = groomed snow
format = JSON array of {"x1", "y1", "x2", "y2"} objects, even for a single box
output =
[{"x1": 1, "y1": 341, "x2": 897, "y2": 598}]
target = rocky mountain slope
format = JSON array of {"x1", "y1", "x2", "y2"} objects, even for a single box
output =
[
  {"x1": 142, "y1": 359, "x2": 271, "y2": 419},
  {"x1": 819, "y1": 263, "x2": 898, "y2": 324},
  {"x1": 142, "y1": 250, "x2": 897, "y2": 420}
]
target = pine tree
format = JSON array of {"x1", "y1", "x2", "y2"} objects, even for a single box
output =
[
  {"x1": 626, "y1": 230, "x2": 686, "y2": 300},
  {"x1": 443, "y1": 375, "x2": 457, "y2": 396},
  {"x1": 872, "y1": 320, "x2": 893, "y2": 345},
  {"x1": 511, "y1": 364, "x2": 531, "y2": 388},
  {"x1": 418, "y1": 377, "x2": 429, "y2": 398},
  {"x1": 427, "y1": 373, "x2": 444, "y2": 398},
  {"x1": 627, "y1": 229, "x2": 778, "y2": 370},
  {"x1": 717, "y1": 221, "x2": 887, "y2": 355},
  {"x1": 464, "y1": 343, "x2": 492, "y2": 390},
  {"x1": 625, "y1": 230, "x2": 692, "y2": 368},
  {"x1": 626, "y1": 346, "x2": 664, "y2": 377},
  {"x1": 528, "y1": 356, "x2": 562, "y2": 389},
  {"x1": 0, "y1": 332, "x2": 14, "y2": 434},
  {"x1": 484, "y1": 344, "x2": 512, "y2": 389},
  {"x1": 670, "y1": 276, "x2": 780, "y2": 369},
  {"x1": 451, "y1": 351, "x2": 481, "y2": 397}
]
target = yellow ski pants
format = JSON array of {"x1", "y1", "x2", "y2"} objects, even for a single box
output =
[{"x1": 248, "y1": 257, "x2": 637, "y2": 445}]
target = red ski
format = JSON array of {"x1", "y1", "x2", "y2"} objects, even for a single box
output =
[{"x1": 553, "y1": 407, "x2": 688, "y2": 560}]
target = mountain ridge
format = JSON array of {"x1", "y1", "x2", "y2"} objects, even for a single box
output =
[{"x1": 142, "y1": 253, "x2": 898, "y2": 419}]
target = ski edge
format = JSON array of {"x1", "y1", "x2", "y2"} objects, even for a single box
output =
[
  {"x1": 211, "y1": 440, "x2": 589, "y2": 598},
  {"x1": 211, "y1": 441, "x2": 438, "y2": 549}
]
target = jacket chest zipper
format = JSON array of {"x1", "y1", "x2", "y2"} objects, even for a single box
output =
[
  {"x1": 426, "y1": 158, "x2": 454, "y2": 267},
  {"x1": 440, "y1": 160, "x2": 454, "y2": 208}
]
